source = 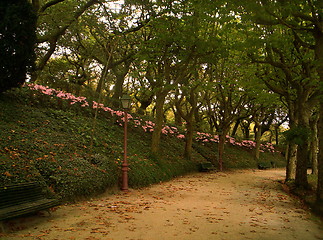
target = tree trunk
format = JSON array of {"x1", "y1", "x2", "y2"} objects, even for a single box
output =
[
  {"x1": 151, "y1": 91, "x2": 167, "y2": 154},
  {"x1": 218, "y1": 131, "x2": 227, "y2": 171},
  {"x1": 275, "y1": 125, "x2": 279, "y2": 145},
  {"x1": 285, "y1": 143, "x2": 297, "y2": 181},
  {"x1": 194, "y1": 108, "x2": 202, "y2": 132},
  {"x1": 254, "y1": 123, "x2": 262, "y2": 161},
  {"x1": 317, "y1": 103, "x2": 323, "y2": 203},
  {"x1": 295, "y1": 140, "x2": 309, "y2": 188},
  {"x1": 112, "y1": 62, "x2": 131, "y2": 108},
  {"x1": 286, "y1": 102, "x2": 298, "y2": 182},
  {"x1": 174, "y1": 108, "x2": 183, "y2": 126},
  {"x1": 310, "y1": 114, "x2": 319, "y2": 175},
  {"x1": 184, "y1": 120, "x2": 194, "y2": 160},
  {"x1": 96, "y1": 65, "x2": 108, "y2": 95},
  {"x1": 315, "y1": 29, "x2": 323, "y2": 204},
  {"x1": 112, "y1": 74, "x2": 125, "y2": 108},
  {"x1": 174, "y1": 88, "x2": 197, "y2": 160},
  {"x1": 241, "y1": 121, "x2": 251, "y2": 139},
  {"x1": 231, "y1": 118, "x2": 241, "y2": 138},
  {"x1": 294, "y1": 99, "x2": 311, "y2": 189},
  {"x1": 268, "y1": 130, "x2": 273, "y2": 144}
]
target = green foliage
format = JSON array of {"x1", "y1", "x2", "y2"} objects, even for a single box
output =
[
  {"x1": 0, "y1": 155, "x2": 44, "y2": 185},
  {"x1": 0, "y1": 0, "x2": 36, "y2": 93},
  {"x1": 37, "y1": 58, "x2": 75, "y2": 90},
  {"x1": 283, "y1": 126, "x2": 312, "y2": 146},
  {"x1": 35, "y1": 155, "x2": 119, "y2": 201}
]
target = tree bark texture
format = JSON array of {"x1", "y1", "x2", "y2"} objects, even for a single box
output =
[
  {"x1": 294, "y1": 98, "x2": 311, "y2": 189},
  {"x1": 285, "y1": 143, "x2": 297, "y2": 181},
  {"x1": 151, "y1": 91, "x2": 167, "y2": 154},
  {"x1": 254, "y1": 123, "x2": 262, "y2": 161},
  {"x1": 317, "y1": 103, "x2": 323, "y2": 203},
  {"x1": 218, "y1": 132, "x2": 228, "y2": 171},
  {"x1": 315, "y1": 29, "x2": 323, "y2": 204},
  {"x1": 310, "y1": 114, "x2": 319, "y2": 175},
  {"x1": 184, "y1": 121, "x2": 194, "y2": 160}
]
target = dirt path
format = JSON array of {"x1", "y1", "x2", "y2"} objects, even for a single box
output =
[{"x1": 1, "y1": 169, "x2": 323, "y2": 240}]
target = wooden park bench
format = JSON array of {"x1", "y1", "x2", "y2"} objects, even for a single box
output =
[
  {"x1": 257, "y1": 162, "x2": 271, "y2": 170},
  {"x1": 0, "y1": 182, "x2": 60, "y2": 231},
  {"x1": 198, "y1": 162, "x2": 216, "y2": 172}
]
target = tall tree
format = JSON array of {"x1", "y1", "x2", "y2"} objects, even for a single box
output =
[
  {"x1": 205, "y1": 57, "x2": 249, "y2": 171},
  {"x1": 234, "y1": 0, "x2": 322, "y2": 200},
  {"x1": 0, "y1": 0, "x2": 36, "y2": 93},
  {"x1": 175, "y1": 71, "x2": 204, "y2": 160}
]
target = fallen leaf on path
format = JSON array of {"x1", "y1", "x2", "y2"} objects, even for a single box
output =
[
  {"x1": 64, "y1": 228, "x2": 77, "y2": 232},
  {"x1": 36, "y1": 234, "x2": 48, "y2": 238},
  {"x1": 85, "y1": 237, "x2": 101, "y2": 240}
]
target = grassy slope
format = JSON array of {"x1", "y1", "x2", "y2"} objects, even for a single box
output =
[{"x1": 0, "y1": 88, "x2": 286, "y2": 202}]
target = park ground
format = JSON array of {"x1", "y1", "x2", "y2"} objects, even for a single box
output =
[{"x1": 1, "y1": 168, "x2": 323, "y2": 240}]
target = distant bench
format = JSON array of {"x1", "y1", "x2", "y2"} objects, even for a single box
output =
[
  {"x1": 198, "y1": 162, "x2": 216, "y2": 172},
  {"x1": 0, "y1": 182, "x2": 60, "y2": 231},
  {"x1": 257, "y1": 162, "x2": 272, "y2": 170}
]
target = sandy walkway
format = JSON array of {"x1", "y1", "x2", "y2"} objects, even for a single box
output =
[{"x1": 1, "y1": 169, "x2": 323, "y2": 240}]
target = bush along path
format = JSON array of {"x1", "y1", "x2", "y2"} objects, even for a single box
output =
[{"x1": 1, "y1": 169, "x2": 322, "y2": 240}]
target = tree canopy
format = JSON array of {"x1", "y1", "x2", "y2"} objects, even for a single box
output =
[{"x1": 0, "y1": 0, "x2": 37, "y2": 93}]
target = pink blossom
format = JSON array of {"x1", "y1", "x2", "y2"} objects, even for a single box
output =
[
  {"x1": 177, "y1": 134, "x2": 185, "y2": 139},
  {"x1": 115, "y1": 111, "x2": 124, "y2": 117},
  {"x1": 56, "y1": 92, "x2": 66, "y2": 98},
  {"x1": 43, "y1": 89, "x2": 54, "y2": 95},
  {"x1": 134, "y1": 120, "x2": 141, "y2": 126},
  {"x1": 127, "y1": 113, "x2": 133, "y2": 120},
  {"x1": 162, "y1": 128, "x2": 168, "y2": 134}
]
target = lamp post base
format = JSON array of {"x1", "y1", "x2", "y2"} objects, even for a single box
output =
[{"x1": 121, "y1": 163, "x2": 129, "y2": 191}]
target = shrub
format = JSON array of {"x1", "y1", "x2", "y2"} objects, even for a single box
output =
[{"x1": 35, "y1": 155, "x2": 119, "y2": 201}]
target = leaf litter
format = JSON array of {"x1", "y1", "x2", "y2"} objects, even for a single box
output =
[{"x1": 1, "y1": 169, "x2": 323, "y2": 240}]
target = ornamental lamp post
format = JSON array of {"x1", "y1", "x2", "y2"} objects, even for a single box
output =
[
  {"x1": 120, "y1": 95, "x2": 131, "y2": 191},
  {"x1": 120, "y1": 94, "x2": 131, "y2": 109}
]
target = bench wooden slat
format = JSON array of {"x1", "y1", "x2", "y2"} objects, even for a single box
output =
[
  {"x1": 0, "y1": 182, "x2": 60, "y2": 221},
  {"x1": 0, "y1": 198, "x2": 60, "y2": 220},
  {"x1": 0, "y1": 184, "x2": 45, "y2": 208},
  {"x1": 198, "y1": 162, "x2": 216, "y2": 172},
  {"x1": 258, "y1": 162, "x2": 271, "y2": 170}
]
